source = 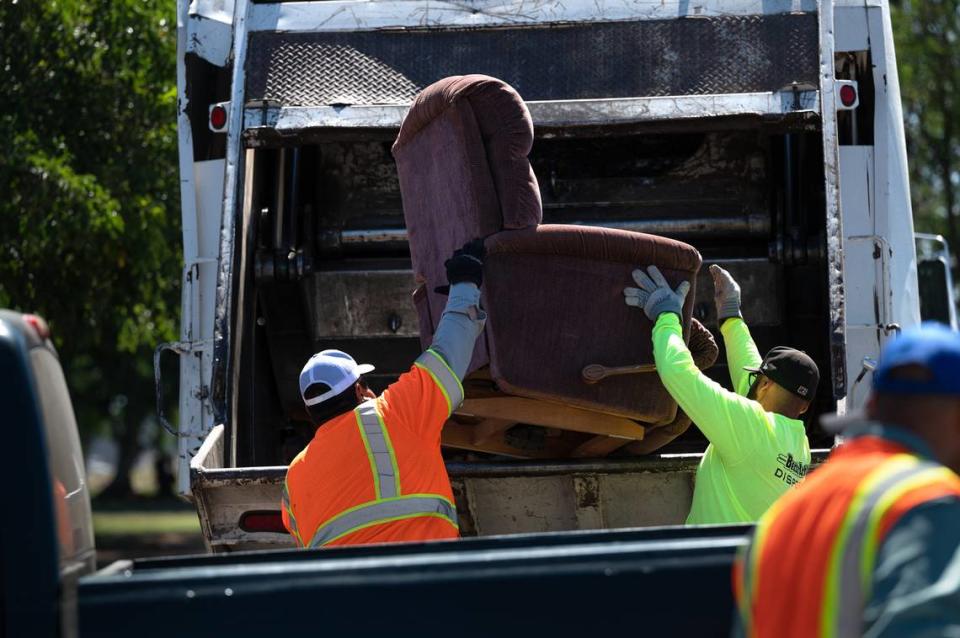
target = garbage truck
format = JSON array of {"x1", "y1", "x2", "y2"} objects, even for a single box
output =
[{"x1": 160, "y1": 0, "x2": 938, "y2": 552}]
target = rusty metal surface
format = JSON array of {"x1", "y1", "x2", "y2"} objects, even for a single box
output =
[
  {"x1": 573, "y1": 475, "x2": 604, "y2": 528},
  {"x1": 465, "y1": 475, "x2": 581, "y2": 534},
  {"x1": 598, "y1": 472, "x2": 695, "y2": 528},
  {"x1": 209, "y1": 0, "x2": 251, "y2": 445},
  {"x1": 315, "y1": 216, "x2": 771, "y2": 257},
  {"x1": 188, "y1": 457, "x2": 703, "y2": 548},
  {"x1": 819, "y1": 3, "x2": 848, "y2": 400},
  {"x1": 259, "y1": 131, "x2": 773, "y2": 250},
  {"x1": 457, "y1": 469, "x2": 698, "y2": 535},
  {"x1": 298, "y1": 258, "x2": 781, "y2": 350},
  {"x1": 243, "y1": 91, "x2": 821, "y2": 136},
  {"x1": 303, "y1": 270, "x2": 420, "y2": 339},
  {"x1": 694, "y1": 259, "x2": 784, "y2": 327},
  {"x1": 189, "y1": 451, "x2": 828, "y2": 548},
  {"x1": 445, "y1": 455, "x2": 702, "y2": 477},
  {"x1": 245, "y1": 14, "x2": 819, "y2": 106}
]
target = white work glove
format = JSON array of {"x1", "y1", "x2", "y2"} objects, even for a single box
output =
[
  {"x1": 623, "y1": 265, "x2": 691, "y2": 321},
  {"x1": 709, "y1": 264, "x2": 742, "y2": 323}
]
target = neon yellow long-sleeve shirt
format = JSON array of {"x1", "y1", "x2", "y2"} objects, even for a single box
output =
[{"x1": 651, "y1": 313, "x2": 811, "y2": 525}]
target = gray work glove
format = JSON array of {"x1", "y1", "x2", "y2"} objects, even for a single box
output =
[
  {"x1": 709, "y1": 264, "x2": 742, "y2": 323},
  {"x1": 623, "y1": 265, "x2": 691, "y2": 321}
]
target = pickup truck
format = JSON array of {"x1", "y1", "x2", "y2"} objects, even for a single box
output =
[{"x1": 0, "y1": 308, "x2": 747, "y2": 637}]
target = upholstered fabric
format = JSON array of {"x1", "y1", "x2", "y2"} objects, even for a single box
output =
[
  {"x1": 393, "y1": 74, "x2": 542, "y2": 230},
  {"x1": 394, "y1": 75, "x2": 542, "y2": 373},
  {"x1": 395, "y1": 74, "x2": 709, "y2": 437},
  {"x1": 483, "y1": 225, "x2": 701, "y2": 422}
]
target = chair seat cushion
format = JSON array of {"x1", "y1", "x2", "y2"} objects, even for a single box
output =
[{"x1": 480, "y1": 225, "x2": 702, "y2": 423}]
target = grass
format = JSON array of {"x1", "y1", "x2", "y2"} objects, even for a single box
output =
[
  {"x1": 91, "y1": 498, "x2": 207, "y2": 561},
  {"x1": 93, "y1": 509, "x2": 201, "y2": 537}
]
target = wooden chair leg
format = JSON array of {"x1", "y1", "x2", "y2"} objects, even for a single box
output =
[
  {"x1": 470, "y1": 419, "x2": 518, "y2": 445},
  {"x1": 570, "y1": 436, "x2": 633, "y2": 458},
  {"x1": 442, "y1": 420, "x2": 574, "y2": 458},
  {"x1": 458, "y1": 397, "x2": 646, "y2": 441}
]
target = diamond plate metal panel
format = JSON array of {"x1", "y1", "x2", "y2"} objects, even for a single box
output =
[{"x1": 246, "y1": 14, "x2": 819, "y2": 107}]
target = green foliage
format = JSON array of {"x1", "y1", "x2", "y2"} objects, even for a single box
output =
[
  {"x1": 0, "y1": 0, "x2": 180, "y2": 452},
  {"x1": 892, "y1": 0, "x2": 960, "y2": 248}
]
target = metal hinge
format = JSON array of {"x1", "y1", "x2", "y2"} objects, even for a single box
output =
[{"x1": 154, "y1": 339, "x2": 212, "y2": 437}]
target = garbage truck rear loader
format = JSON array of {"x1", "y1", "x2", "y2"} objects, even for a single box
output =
[{"x1": 162, "y1": 0, "x2": 927, "y2": 551}]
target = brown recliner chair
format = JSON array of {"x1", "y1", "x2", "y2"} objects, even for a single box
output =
[{"x1": 392, "y1": 75, "x2": 717, "y2": 457}]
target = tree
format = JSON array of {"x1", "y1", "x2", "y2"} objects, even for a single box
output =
[
  {"x1": 0, "y1": 0, "x2": 181, "y2": 497},
  {"x1": 892, "y1": 0, "x2": 960, "y2": 252}
]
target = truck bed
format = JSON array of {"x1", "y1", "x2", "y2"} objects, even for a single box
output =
[
  {"x1": 190, "y1": 423, "x2": 706, "y2": 551},
  {"x1": 79, "y1": 524, "x2": 748, "y2": 637}
]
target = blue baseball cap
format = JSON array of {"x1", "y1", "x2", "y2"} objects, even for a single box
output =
[{"x1": 873, "y1": 322, "x2": 960, "y2": 396}]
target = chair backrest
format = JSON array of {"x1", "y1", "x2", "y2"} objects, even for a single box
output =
[{"x1": 393, "y1": 75, "x2": 542, "y2": 304}]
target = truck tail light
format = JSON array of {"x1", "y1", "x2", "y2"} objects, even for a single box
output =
[
  {"x1": 836, "y1": 81, "x2": 859, "y2": 110},
  {"x1": 23, "y1": 314, "x2": 51, "y2": 340},
  {"x1": 839, "y1": 84, "x2": 857, "y2": 107},
  {"x1": 209, "y1": 103, "x2": 229, "y2": 132},
  {"x1": 238, "y1": 511, "x2": 287, "y2": 534}
]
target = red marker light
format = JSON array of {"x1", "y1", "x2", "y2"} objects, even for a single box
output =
[
  {"x1": 210, "y1": 104, "x2": 228, "y2": 130},
  {"x1": 839, "y1": 84, "x2": 858, "y2": 108},
  {"x1": 23, "y1": 314, "x2": 51, "y2": 340},
  {"x1": 238, "y1": 511, "x2": 287, "y2": 534}
]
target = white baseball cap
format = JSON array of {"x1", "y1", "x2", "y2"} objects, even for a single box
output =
[{"x1": 299, "y1": 349, "x2": 375, "y2": 407}]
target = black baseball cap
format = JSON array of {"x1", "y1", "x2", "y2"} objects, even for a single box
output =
[{"x1": 745, "y1": 346, "x2": 820, "y2": 400}]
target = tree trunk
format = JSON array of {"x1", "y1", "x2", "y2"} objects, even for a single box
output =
[{"x1": 99, "y1": 416, "x2": 141, "y2": 500}]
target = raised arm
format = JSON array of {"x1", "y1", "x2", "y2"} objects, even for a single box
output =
[
  {"x1": 381, "y1": 240, "x2": 487, "y2": 439},
  {"x1": 625, "y1": 266, "x2": 767, "y2": 463},
  {"x1": 422, "y1": 238, "x2": 486, "y2": 380},
  {"x1": 722, "y1": 319, "x2": 764, "y2": 397},
  {"x1": 652, "y1": 313, "x2": 768, "y2": 462},
  {"x1": 429, "y1": 281, "x2": 485, "y2": 380},
  {"x1": 709, "y1": 264, "x2": 762, "y2": 396}
]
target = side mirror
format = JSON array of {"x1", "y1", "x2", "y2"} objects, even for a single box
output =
[{"x1": 918, "y1": 257, "x2": 953, "y2": 326}]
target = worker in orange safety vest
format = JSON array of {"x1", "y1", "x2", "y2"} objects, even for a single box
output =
[
  {"x1": 282, "y1": 239, "x2": 486, "y2": 548},
  {"x1": 733, "y1": 323, "x2": 960, "y2": 637}
]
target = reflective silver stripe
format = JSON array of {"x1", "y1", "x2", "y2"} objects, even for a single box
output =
[
  {"x1": 282, "y1": 481, "x2": 303, "y2": 546},
  {"x1": 738, "y1": 530, "x2": 757, "y2": 632},
  {"x1": 833, "y1": 461, "x2": 939, "y2": 637},
  {"x1": 415, "y1": 349, "x2": 464, "y2": 412},
  {"x1": 356, "y1": 400, "x2": 400, "y2": 499},
  {"x1": 308, "y1": 495, "x2": 458, "y2": 547}
]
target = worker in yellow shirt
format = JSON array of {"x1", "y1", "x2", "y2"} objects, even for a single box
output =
[{"x1": 624, "y1": 264, "x2": 819, "y2": 524}]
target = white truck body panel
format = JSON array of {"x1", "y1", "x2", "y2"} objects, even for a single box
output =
[
  {"x1": 174, "y1": 0, "x2": 227, "y2": 494},
  {"x1": 835, "y1": 3, "x2": 920, "y2": 411},
  {"x1": 186, "y1": 0, "x2": 235, "y2": 67},
  {"x1": 172, "y1": 161, "x2": 222, "y2": 496}
]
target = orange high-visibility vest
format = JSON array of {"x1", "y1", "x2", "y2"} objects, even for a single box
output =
[
  {"x1": 733, "y1": 434, "x2": 960, "y2": 638},
  {"x1": 281, "y1": 349, "x2": 463, "y2": 548}
]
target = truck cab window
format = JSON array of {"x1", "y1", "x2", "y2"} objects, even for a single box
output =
[{"x1": 29, "y1": 348, "x2": 95, "y2": 571}]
